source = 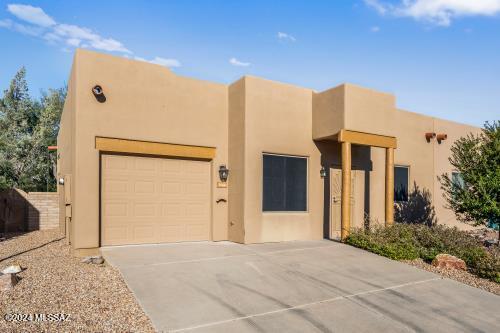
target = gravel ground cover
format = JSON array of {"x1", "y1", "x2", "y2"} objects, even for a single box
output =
[
  {"x1": 0, "y1": 229, "x2": 155, "y2": 332},
  {"x1": 402, "y1": 258, "x2": 500, "y2": 296}
]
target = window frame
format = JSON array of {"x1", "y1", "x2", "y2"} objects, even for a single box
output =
[
  {"x1": 394, "y1": 165, "x2": 410, "y2": 202},
  {"x1": 262, "y1": 152, "x2": 309, "y2": 213}
]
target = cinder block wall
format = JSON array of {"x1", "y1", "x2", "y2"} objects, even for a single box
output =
[{"x1": 27, "y1": 192, "x2": 59, "y2": 230}]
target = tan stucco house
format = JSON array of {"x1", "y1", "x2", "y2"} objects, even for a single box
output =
[{"x1": 57, "y1": 49, "x2": 480, "y2": 256}]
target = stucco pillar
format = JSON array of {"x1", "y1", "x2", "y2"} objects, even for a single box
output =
[
  {"x1": 341, "y1": 141, "x2": 352, "y2": 240},
  {"x1": 385, "y1": 147, "x2": 394, "y2": 226}
]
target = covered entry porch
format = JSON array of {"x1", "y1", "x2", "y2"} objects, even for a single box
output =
[{"x1": 317, "y1": 129, "x2": 398, "y2": 240}]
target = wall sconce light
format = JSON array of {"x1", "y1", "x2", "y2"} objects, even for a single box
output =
[
  {"x1": 437, "y1": 133, "x2": 448, "y2": 144},
  {"x1": 58, "y1": 178, "x2": 65, "y2": 185},
  {"x1": 425, "y1": 132, "x2": 436, "y2": 142},
  {"x1": 219, "y1": 165, "x2": 229, "y2": 182},
  {"x1": 320, "y1": 166, "x2": 327, "y2": 178},
  {"x1": 92, "y1": 85, "x2": 106, "y2": 103}
]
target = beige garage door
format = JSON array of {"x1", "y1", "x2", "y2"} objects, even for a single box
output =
[{"x1": 101, "y1": 154, "x2": 211, "y2": 246}]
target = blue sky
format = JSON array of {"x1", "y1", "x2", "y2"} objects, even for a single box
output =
[{"x1": 0, "y1": 0, "x2": 499, "y2": 127}]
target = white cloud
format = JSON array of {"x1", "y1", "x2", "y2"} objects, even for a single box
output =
[
  {"x1": 149, "y1": 57, "x2": 181, "y2": 67},
  {"x1": 66, "y1": 38, "x2": 81, "y2": 47},
  {"x1": 364, "y1": 0, "x2": 500, "y2": 26},
  {"x1": 229, "y1": 57, "x2": 251, "y2": 67},
  {"x1": 370, "y1": 25, "x2": 381, "y2": 32},
  {"x1": 1, "y1": 3, "x2": 181, "y2": 68},
  {"x1": 277, "y1": 31, "x2": 296, "y2": 42},
  {"x1": 134, "y1": 56, "x2": 181, "y2": 68},
  {"x1": 53, "y1": 23, "x2": 131, "y2": 53},
  {"x1": 0, "y1": 18, "x2": 43, "y2": 36},
  {"x1": 7, "y1": 4, "x2": 55, "y2": 27},
  {"x1": 364, "y1": 0, "x2": 389, "y2": 14},
  {"x1": 0, "y1": 19, "x2": 12, "y2": 28}
]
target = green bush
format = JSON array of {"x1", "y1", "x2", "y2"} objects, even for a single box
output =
[{"x1": 345, "y1": 224, "x2": 499, "y2": 282}]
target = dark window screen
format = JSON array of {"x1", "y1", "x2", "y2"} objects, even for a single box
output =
[
  {"x1": 263, "y1": 154, "x2": 307, "y2": 211},
  {"x1": 394, "y1": 166, "x2": 409, "y2": 202}
]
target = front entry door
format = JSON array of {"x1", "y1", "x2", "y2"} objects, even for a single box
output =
[{"x1": 329, "y1": 168, "x2": 356, "y2": 239}]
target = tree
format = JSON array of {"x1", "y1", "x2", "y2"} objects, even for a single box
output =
[
  {"x1": 439, "y1": 121, "x2": 500, "y2": 241},
  {"x1": 0, "y1": 67, "x2": 66, "y2": 192}
]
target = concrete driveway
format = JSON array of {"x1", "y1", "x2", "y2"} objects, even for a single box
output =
[{"x1": 102, "y1": 240, "x2": 500, "y2": 333}]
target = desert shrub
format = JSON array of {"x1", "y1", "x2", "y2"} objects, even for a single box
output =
[
  {"x1": 345, "y1": 223, "x2": 499, "y2": 282},
  {"x1": 346, "y1": 224, "x2": 420, "y2": 260}
]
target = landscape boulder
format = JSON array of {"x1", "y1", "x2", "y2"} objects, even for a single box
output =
[
  {"x1": 432, "y1": 254, "x2": 467, "y2": 270},
  {"x1": 0, "y1": 273, "x2": 19, "y2": 292},
  {"x1": 81, "y1": 256, "x2": 105, "y2": 265}
]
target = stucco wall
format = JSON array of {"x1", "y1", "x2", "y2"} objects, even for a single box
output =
[
  {"x1": 57, "y1": 57, "x2": 76, "y2": 239},
  {"x1": 312, "y1": 85, "x2": 344, "y2": 140},
  {"x1": 344, "y1": 84, "x2": 398, "y2": 137},
  {"x1": 242, "y1": 76, "x2": 323, "y2": 243},
  {"x1": 228, "y1": 78, "x2": 246, "y2": 243},
  {"x1": 432, "y1": 117, "x2": 481, "y2": 229},
  {"x1": 67, "y1": 49, "x2": 228, "y2": 250}
]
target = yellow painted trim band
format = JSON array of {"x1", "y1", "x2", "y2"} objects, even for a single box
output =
[
  {"x1": 338, "y1": 129, "x2": 397, "y2": 149},
  {"x1": 95, "y1": 137, "x2": 216, "y2": 160}
]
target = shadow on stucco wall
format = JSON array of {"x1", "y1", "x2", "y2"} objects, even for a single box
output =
[{"x1": 395, "y1": 182, "x2": 437, "y2": 227}]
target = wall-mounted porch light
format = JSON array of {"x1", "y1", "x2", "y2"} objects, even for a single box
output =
[
  {"x1": 320, "y1": 166, "x2": 327, "y2": 178},
  {"x1": 219, "y1": 165, "x2": 229, "y2": 182},
  {"x1": 92, "y1": 85, "x2": 106, "y2": 103}
]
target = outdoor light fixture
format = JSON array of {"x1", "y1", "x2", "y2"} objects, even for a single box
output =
[
  {"x1": 437, "y1": 133, "x2": 448, "y2": 144},
  {"x1": 92, "y1": 85, "x2": 106, "y2": 103},
  {"x1": 320, "y1": 166, "x2": 327, "y2": 178},
  {"x1": 219, "y1": 165, "x2": 229, "y2": 182},
  {"x1": 425, "y1": 132, "x2": 436, "y2": 142},
  {"x1": 58, "y1": 178, "x2": 65, "y2": 185}
]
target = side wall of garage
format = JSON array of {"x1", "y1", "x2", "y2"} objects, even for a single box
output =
[
  {"x1": 69, "y1": 49, "x2": 229, "y2": 253},
  {"x1": 57, "y1": 57, "x2": 76, "y2": 241}
]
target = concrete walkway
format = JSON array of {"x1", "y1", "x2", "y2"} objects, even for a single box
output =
[{"x1": 102, "y1": 240, "x2": 500, "y2": 333}]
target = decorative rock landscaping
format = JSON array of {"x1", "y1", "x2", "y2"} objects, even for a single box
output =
[{"x1": 0, "y1": 229, "x2": 155, "y2": 332}]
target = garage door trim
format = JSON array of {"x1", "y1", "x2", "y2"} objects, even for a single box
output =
[{"x1": 96, "y1": 137, "x2": 216, "y2": 160}]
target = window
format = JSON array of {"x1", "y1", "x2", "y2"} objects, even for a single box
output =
[
  {"x1": 452, "y1": 171, "x2": 465, "y2": 189},
  {"x1": 263, "y1": 154, "x2": 307, "y2": 212},
  {"x1": 394, "y1": 166, "x2": 409, "y2": 202}
]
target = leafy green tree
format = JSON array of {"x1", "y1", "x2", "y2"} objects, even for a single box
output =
[
  {"x1": 439, "y1": 121, "x2": 500, "y2": 241},
  {"x1": 0, "y1": 67, "x2": 65, "y2": 192}
]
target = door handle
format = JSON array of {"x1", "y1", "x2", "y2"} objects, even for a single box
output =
[{"x1": 216, "y1": 198, "x2": 227, "y2": 204}]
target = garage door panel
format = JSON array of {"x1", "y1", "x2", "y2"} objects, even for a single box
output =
[
  {"x1": 104, "y1": 155, "x2": 129, "y2": 170},
  {"x1": 133, "y1": 203, "x2": 158, "y2": 217},
  {"x1": 162, "y1": 159, "x2": 183, "y2": 173},
  {"x1": 162, "y1": 203, "x2": 182, "y2": 217},
  {"x1": 134, "y1": 181, "x2": 156, "y2": 193},
  {"x1": 161, "y1": 181, "x2": 182, "y2": 194},
  {"x1": 103, "y1": 202, "x2": 128, "y2": 217},
  {"x1": 134, "y1": 158, "x2": 157, "y2": 172},
  {"x1": 101, "y1": 154, "x2": 211, "y2": 246}
]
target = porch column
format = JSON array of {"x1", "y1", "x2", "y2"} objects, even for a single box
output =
[
  {"x1": 385, "y1": 147, "x2": 394, "y2": 226},
  {"x1": 341, "y1": 141, "x2": 352, "y2": 240}
]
